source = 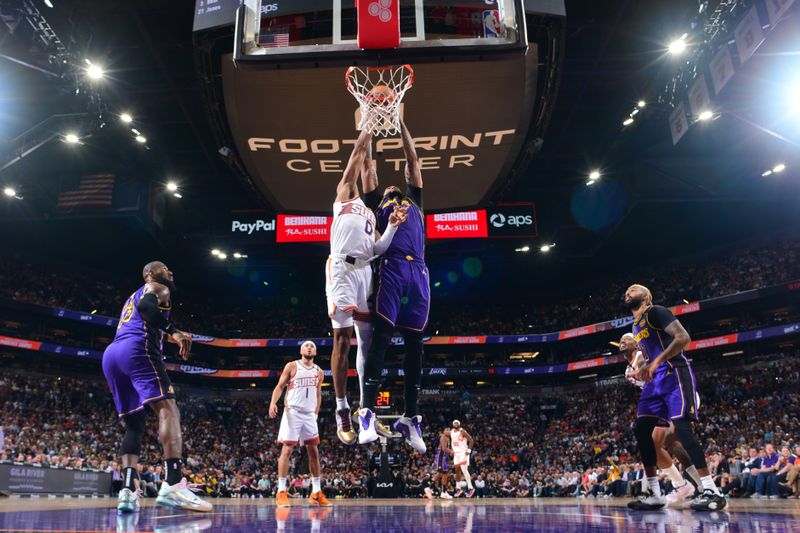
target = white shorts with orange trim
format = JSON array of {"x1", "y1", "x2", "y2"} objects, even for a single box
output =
[
  {"x1": 454, "y1": 451, "x2": 470, "y2": 467},
  {"x1": 325, "y1": 257, "x2": 372, "y2": 329},
  {"x1": 277, "y1": 408, "x2": 320, "y2": 446}
]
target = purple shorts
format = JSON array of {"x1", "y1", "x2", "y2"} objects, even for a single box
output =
[
  {"x1": 637, "y1": 365, "x2": 698, "y2": 423},
  {"x1": 375, "y1": 255, "x2": 430, "y2": 331},
  {"x1": 434, "y1": 451, "x2": 449, "y2": 472},
  {"x1": 102, "y1": 340, "x2": 175, "y2": 417}
]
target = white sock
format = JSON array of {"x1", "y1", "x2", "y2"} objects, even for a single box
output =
[
  {"x1": 700, "y1": 475, "x2": 720, "y2": 494},
  {"x1": 278, "y1": 477, "x2": 287, "y2": 492},
  {"x1": 647, "y1": 476, "x2": 662, "y2": 497},
  {"x1": 312, "y1": 477, "x2": 321, "y2": 493},
  {"x1": 336, "y1": 397, "x2": 349, "y2": 411},
  {"x1": 663, "y1": 465, "x2": 686, "y2": 487},
  {"x1": 685, "y1": 465, "x2": 702, "y2": 487},
  {"x1": 354, "y1": 321, "x2": 372, "y2": 405}
]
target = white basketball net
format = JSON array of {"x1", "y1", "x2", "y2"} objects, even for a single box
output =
[{"x1": 346, "y1": 64, "x2": 414, "y2": 137}]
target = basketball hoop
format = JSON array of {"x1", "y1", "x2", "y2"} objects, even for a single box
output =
[{"x1": 345, "y1": 64, "x2": 414, "y2": 137}]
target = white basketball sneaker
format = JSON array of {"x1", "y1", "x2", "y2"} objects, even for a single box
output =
[
  {"x1": 117, "y1": 488, "x2": 140, "y2": 513},
  {"x1": 393, "y1": 415, "x2": 427, "y2": 453},
  {"x1": 666, "y1": 481, "x2": 695, "y2": 507},
  {"x1": 627, "y1": 489, "x2": 666, "y2": 510},
  {"x1": 440, "y1": 491, "x2": 453, "y2": 500},
  {"x1": 156, "y1": 478, "x2": 213, "y2": 512},
  {"x1": 357, "y1": 408, "x2": 379, "y2": 444}
]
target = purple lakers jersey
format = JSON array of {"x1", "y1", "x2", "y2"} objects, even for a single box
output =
[
  {"x1": 112, "y1": 285, "x2": 171, "y2": 357},
  {"x1": 375, "y1": 187, "x2": 425, "y2": 260},
  {"x1": 632, "y1": 305, "x2": 689, "y2": 371}
]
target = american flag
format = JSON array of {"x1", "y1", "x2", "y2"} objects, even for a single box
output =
[
  {"x1": 260, "y1": 32, "x2": 290, "y2": 48},
  {"x1": 57, "y1": 173, "x2": 115, "y2": 210}
]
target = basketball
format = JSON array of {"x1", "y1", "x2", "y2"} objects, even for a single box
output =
[{"x1": 369, "y1": 84, "x2": 394, "y2": 101}]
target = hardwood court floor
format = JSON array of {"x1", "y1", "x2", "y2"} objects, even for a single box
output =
[{"x1": 1, "y1": 496, "x2": 799, "y2": 532}]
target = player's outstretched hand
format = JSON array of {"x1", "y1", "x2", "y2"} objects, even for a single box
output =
[
  {"x1": 170, "y1": 331, "x2": 193, "y2": 359},
  {"x1": 389, "y1": 205, "x2": 408, "y2": 227},
  {"x1": 269, "y1": 403, "x2": 278, "y2": 419}
]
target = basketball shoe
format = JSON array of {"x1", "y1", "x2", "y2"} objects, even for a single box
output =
[
  {"x1": 310, "y1": 491, "x2": 332, "y2": 506},
  {"x1": 627, "y1": 489, "x2": 666, "y2": 510},
  {"x1": 690, "y1": 489, "x2": 727, "y2": 511},
  {"x1": 117, "y1": 488, "x2": 140, "y2": 513},
  {"x1": 156, "y1": 478, "x2": 213, "y2": 512},
  {"x1": 336, "y1": 408, "x2": 357, "y2": 446},
  {"x1": 665, "y1": 481, "x2": 695, "y2": 507},
  {"x1": 393, "y1": 415, "x2": 426, "y2": 453}
]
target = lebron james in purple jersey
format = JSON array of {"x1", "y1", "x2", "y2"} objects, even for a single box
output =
[
  {"x1": 102, "y1": 261, "x2": 211, "y2": 513},
  {"x1": 359, "y1": 120, "x2": 429, "y2": 453},
  {"x1": 624, "y1": 284, "x2": 725, "y2": 512}
]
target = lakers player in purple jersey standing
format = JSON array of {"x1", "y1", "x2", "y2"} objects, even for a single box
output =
[
  {"x1": 358, "y1": 120, "x2": 429, "y2": 453},
  {"x1": 624, "y1": 284, "x2": 725, "y2": 512},
  {"x1": 102, "y1": 261, "x2": 211, "y2": 513}
]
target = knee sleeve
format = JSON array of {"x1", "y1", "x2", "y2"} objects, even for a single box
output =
[
  {"x1": 672, "y1": 419, "x2": 707, "y2": 469},
  {"x1": 120, "y1": 411, "x2": 146, "y2": 456},
  {"x1": 634, "y1": 417, "x2": 659, "y2": 468}
]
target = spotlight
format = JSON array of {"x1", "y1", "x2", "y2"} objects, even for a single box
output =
[
  {"x1": 697, "y1": 110, "x2": 713, "y2": 121},
  {"x1": 637, "y1": 100, "x2": 646, "y2": 108},
  {"x1": 762, "y1": 170, "x2": 773, "y2": 177},
  {"x1": 218, "y1": 253, "x2": 227, "y2": 260},
  {"x1": 586, "y1": 179, "x2": 596, "y2": 186},
  {"x1": 773, "y1": 163, "x2": 786, "y2": 173},
  {"x1": 166, "y1": 182, "x2": 178, "y2": 192},
  {"x1": 3, "y1": 187, "x2": 16, "y2": 198},
  {"x1": 135, "y1": 135, "x2": 147, "y2": 144},
  {"x1": 515, "y1": 246, "x2": 530, "y2": 253},
  {"x1": 233, "y1": 252, "x2": 242, "y2": 259},
  {"x1": 120, "y1": 113, "x2": 133, "y2": 123},
  {"x1": 173, "y1": 192, "x2": 182, "y2": 199},
  {"x1": 631, "y1": 108, "x2": 639, "y2": 116},
  {"x1": 589, "y1": 170, "x2": 601, "y2": 180},
  {"x1": 540, "y1": 243, "x2": 555, "y2": 253},
  {"x1": 86, "y1": 63, "x2": 104, "y2": 80},
  {"x1": 668, "y1": 36, "x2": 687, "y2": 55},
  {"x1": 623, "y1": 117, "x2": 634, "y2": 126},
  {"x1": 131, "y1": 128, "x2": 141, "y2": 135},
  {"x1": 63, "y1": 133, "x2": 80, "y2": 144},
  {"x1": 211, "y1": 249, "x2": 221, "y2": 256},
  {"x1": 44, "y1": 0, "x2": 53, "y2": 7}
]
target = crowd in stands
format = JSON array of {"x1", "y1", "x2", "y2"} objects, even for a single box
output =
[
  {"x1": 1, "y1": 239, "x2": 799, "y2": 340},
  {"x1": 2, "y1": 351, "x2": 799, "y2": 499}
]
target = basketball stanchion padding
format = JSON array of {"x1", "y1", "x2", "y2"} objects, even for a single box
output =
[
  {"x1": 356, "y1": 0, "x2": 401, "y2": 49},
  {"x1": 346, "y1": 64, "x2": 414, "y2": 137}
]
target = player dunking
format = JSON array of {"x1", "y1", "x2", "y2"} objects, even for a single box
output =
[
  {"x1": 624, "y1": 284, "x2": 725, "y2": 511},
  {"x1": 327, "y1": 129, "x2": 407, "y2": 445},
  {"x1": 269, "y1": 341, "x2": 332, "y2": 508},
  {"x1": 620, "y1": 333, "x2": 700, "y2": 506},
  {"x1": 102, "y1": 261, "x2": 211, "y2": 513},
  {"x1": 450, "y1": 420, "x2": 476, "y2": 498},
  {"x1": 359, "y1": 120, "x2": 429, "y2": 453},
  {"x1": 425, "y1": 427, "x2": 454, "y2": 499}
]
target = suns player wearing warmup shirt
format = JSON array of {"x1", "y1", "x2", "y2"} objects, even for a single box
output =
[
  {"x1": 270, "y1": 341, "x2": 332, "y2": 508},
  {"x1": 624, "y1": 284, "x2": 725, "y2": 512},
  {"x1": 450, "y1": 420, "x2": 476, "y2": 498},
  {"x1": 327, "y1": 128, "x2": 407, "y2": 446},
  {"x1": 359, "y1": 120, "x2": 429, "y2": 453},
  {"x1": 102, "y1": 261, "x2": 211, "y2": 513},
  {"x1": 620, "y1": 333, "x2": 700, "y2": 506}
]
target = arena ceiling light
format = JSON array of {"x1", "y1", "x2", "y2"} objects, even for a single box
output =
[
  {"x1": 120, "y1": 113, "x2": 133, "y2": 124},
  {"x1": 3, "y1": 187, "x2": 17, "y2": 198},
  {"x1": 166, "y1": 181, "x2": 178, "y2": 192},
  {"x1": 135, "y1": 135, "x2": 147, "y2": 144},
  {"x1": 589, "y1": 170, "x2": 601, "y2": 180},
  {"x1": 668, "y1": 34, "x2": 688, "y2": 55},
  {"x1": 173, "y1": 192, "x2": 183, "y2": 199},
  {"x1": 622, "y1": 117, "x2": 634, "y2": 126},
  {"x1": 44, "y1": 0, "x2": 54, "y2": 7},
  {"x1": 773, "y1": 163, "x2": 786, "y2": 173},
  {"x1": 217, "y1": 252, "x2": 227, "y2": 260},
  {"x1": 84, "y1": 59, "x2": 104, "y2": 81},
  {"x1": 515, "y1": 245, "x2": 530, "y2": 252},
  {"x1": 233, "y1": 252, "x2": 248, "y2": 259},
  {"x1": 211, "y1": 249, "x2": 221, "y2": 256},
  {"x1": 637, "y1": 100, "x2": 646, "y2": 108},
  {"x1": 762, "y1": 169, "x2": 773, "y2": 177},
  {"x1": 540, "y1": 243, "x2": 555, "y2": 253},
  {"x1": 697, "y1": 110, "x2": 713, "y2": 121},
  {"x1": 63, "y1": 133, "x2": 80, "y2": 144}
]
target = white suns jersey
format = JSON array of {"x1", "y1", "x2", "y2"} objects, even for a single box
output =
[
  {"x1": 330, "y1": 198, "x2": 377, "y2": 261},
  {"x1": 285, "y1": 360, "x2": 321, "y2": 413},
  {"x1": 451, "y1": 429, "x2": 469, "y2": 452},
  {"x1": 625, "y1": 350, "x2": 646, "y2": 388}
]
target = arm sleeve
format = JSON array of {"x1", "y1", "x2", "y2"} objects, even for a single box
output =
[
  {"x1": 137, "y1": 293, "x2": 176, "y2": 334},
  {"x1": 406, "y1": 184, "x2": 423, "y2": 209},
  {"x1": 647, "y1": 305, "x2": 677, "y2": 330},
  {"x1": 364, "y1": 188, "x2": 382, "y2": 211},
  {"x1": 373, "y1": 223, "x2": 397, "y2": 256}
]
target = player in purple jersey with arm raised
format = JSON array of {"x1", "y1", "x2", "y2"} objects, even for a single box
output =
[
  {"x1": 102, "y1": 261, "x2": 211, "y2": 514},
  {"x1": 624, "y1": 284, "x2": 725, "y2": 512},
  {"x1": 358, "y1": 119, "x2": 429, "y2": 453}
]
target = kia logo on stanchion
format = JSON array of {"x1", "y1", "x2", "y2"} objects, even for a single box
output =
[{"x1": 490, "y1": 213, "x2": 506, "y2": 227}]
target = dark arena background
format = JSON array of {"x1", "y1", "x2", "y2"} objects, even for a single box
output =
[{"x1": 1, "y1": 0, "x2": 800, "y2": 531}]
